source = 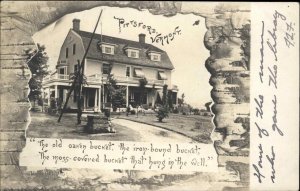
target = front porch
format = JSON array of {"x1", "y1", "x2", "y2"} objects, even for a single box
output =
[
  {"x1": 42, "y1": 85, "x2": 178, "y2": 112},
  {"x1": 42, "y1": 74, "x2": 178, "y2": 112}
]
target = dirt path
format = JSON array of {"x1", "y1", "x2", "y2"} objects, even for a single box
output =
[{"x1": 112, "y1": 118, "x2": 195, "y2": 143}]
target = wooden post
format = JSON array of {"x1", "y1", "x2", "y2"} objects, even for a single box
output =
[
  {"x1": 94, "y1": 88, "x2": 97, "y2": 112},
  {"x1": 126, "y1": 85, "x2": 129, "y2": 107},
  {"x1": 48, "y1": 87, "x2": 51, "y2": 106},
  {"x1": 54, "y1": 85, "x2": 58, "y2": 99},
  {"x1": 98, "y1": 88, "x2": 101, "y2": 112}
]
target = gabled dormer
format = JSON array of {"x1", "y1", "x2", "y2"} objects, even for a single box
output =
[
  {"x1": 148, "y1": 51, "x2": 161, "y2": 62},
  {"x1": 124, "y1": 46, "x2": 140, "y2": 59},
  {"x1": 98, "y1": 42, "x2": 115, "y2": 55}
]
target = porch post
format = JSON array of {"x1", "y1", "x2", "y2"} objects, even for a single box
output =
[
  {"x1": 102, "y1": 84, "x2": 105, "y2": 109},
  {"x1": 54, "y1": 85, "x2": 58, "y2": 99},
  {"x1": 126, "y1": 85, "x2": 129, "y2": 107},
  {"x1": 98, "y1": 88, "x2": 101, "y2": 112},
  {"x1": 83, "y1": 89, "x2": 86, "y2": 111},
  {"x1": 63, "y1": 89, "x2": 67, "y2": 102},
  {"x1": 47, "y1": 87, "x2": 51, "y2": 106},
  {"x1": 94, "y1": 88, "x2": 97, "y2": 111},
  {"x1": 152, "y1": 89, "x2": 156, "y2": 107}
]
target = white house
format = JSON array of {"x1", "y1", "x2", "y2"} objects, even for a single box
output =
[{"x1": 42, "y1": 19, "x2": 178, "y2": 112}]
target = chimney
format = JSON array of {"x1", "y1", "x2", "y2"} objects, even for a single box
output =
[
  {"x1": 72, "y1": 19, "x2": 80, "y2": 31},
  {"x1": 138, "y1": 33, "x2": 146, "y2": 43}
]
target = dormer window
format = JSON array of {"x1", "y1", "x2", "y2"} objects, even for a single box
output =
[
  {"x1": 125, "y1": 49, "x2": 139, "y2": 58},
  {"x1": 100, "y1": 43, "x2": 115, "y2": 55},
  {"x1": 103, "y1": 46, "x2": 114, "y2": 54},
  {"x1": 149, "y1": 51, "x2": 161, "y2": 61},
  {"x1": 152, "y1": 55, "x2": 159, "y2": 61}
]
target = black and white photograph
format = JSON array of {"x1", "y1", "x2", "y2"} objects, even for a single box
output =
[{"x1": 0, "y1": 1, "x2": 298, "y2": 191}]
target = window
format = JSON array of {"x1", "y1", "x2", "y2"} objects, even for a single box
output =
[
  {"x1": 105, "y1": 47, "x2": 112, "y2": 53},
  {"x1": 102, "y1": 64, "x2": 110, "y2": 74},
  {"x1": 59, "y1": 68, "x2": 65, "y2": 75},
  {"x1": 130, "y1": 51, "x2": 137, "y2": 58},
  {"x1": 126, "y1": 49, "x2": 139, "y2": 58},
  {"x1": 73, "y1": 44, "x2": 76, "y2": 55},
  {"x1": 152, "y1": 55, "x2": 159, "y2": 61},
  {"x1": 101, "y1": 44, "x2": 114, "y2": 55},
  {"x1": 66, "y1": 48, "x2": 69, "y2": 58},
  {"x1": 149, "y1": 52, "x2": 161, "y2": 61},
  {"x1": 126, "y1": 66, "x2": 130, "y2": 77}
]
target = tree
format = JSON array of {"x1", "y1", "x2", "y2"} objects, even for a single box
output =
[
  {"x1": 25, "y1": 44, "x2": 49, "y2": 108},
  {"x1": 180, "y1": 93, "x2": 185, "y2": 106},
  {"x1": 240, "y1": 23, "x2": 250, "y2": 70},
  {"x1": 138, "y1": 77, "x2": 148, "y2": 105},
  {"x1": 156, "y1": 84, "x2": 169, "y2": 122},
  {"x1": 167, "y1": 90, "x2": 173, "y2": 110},
  {"x1": 205, "y1": 101, "x2": 212, "y2": 112},
  {"x1": 106, "y1": 74, "x2": 126, "y2": 110},
  {"x1": 112, "y1": 87, "x2": 126, "y2": 110},
  {"x1": 156, "y1": 106, "x2": 169, "y2": 122},
  {"x1": 106, "y1": 73, "x2": 117, "y2": 101},
  {"x1": 162, "y1": 84, "x2": 168, "y2": 106}
]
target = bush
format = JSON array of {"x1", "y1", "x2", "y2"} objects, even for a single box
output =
[
  {"x1": 192, "y1": 108, "x2": 200, "y2": 115},
  {"x1": 156, "y1": 106, "x2": 169, "y2": 122},
  {"x1": 181, "y1": 106, "x2": 189, "y2": 115},
  {"x1": 173, "y1": 107, "x2": 179, "y2": 114}
]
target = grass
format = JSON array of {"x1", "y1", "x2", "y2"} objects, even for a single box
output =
[
  {"x1": 26, "y1": 112, "x2": 141, "y2": 141},
  {"x1": 26, "y1": 111, "x2": 214, "y2": 144},
  {"x1": 117, "y1": 113, "x2": 214, "y2": 144}
]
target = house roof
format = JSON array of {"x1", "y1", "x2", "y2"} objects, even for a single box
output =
[{"x1": 73, "y1": 30, "x2": 174, "y2": 70}]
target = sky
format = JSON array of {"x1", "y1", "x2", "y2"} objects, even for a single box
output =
[{"x1": 33, "y1": 6, "x2": 211, "y2": 108}]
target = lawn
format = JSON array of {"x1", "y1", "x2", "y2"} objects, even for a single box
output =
[
  {"x1": 117, "y1": 113, "x2": 214, "y2": 144},
  {"x1": 26, "y1": 111, "x2": 214, "y2": 144},
  {"x1": 26, "y1": 112, "x2": 141, "y2": 141}
]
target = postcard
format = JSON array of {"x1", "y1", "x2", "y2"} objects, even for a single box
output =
[{"x1": 0, "y1": 2, "x2": 298, "y2": 190}]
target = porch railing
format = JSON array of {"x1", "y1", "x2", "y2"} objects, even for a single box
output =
[
  {"x1": 44, "y1": 73, "x2": 69, "y2": 81},
  {"x1": 44, "y1": 73, "x2": 166, "y2": 86}
]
